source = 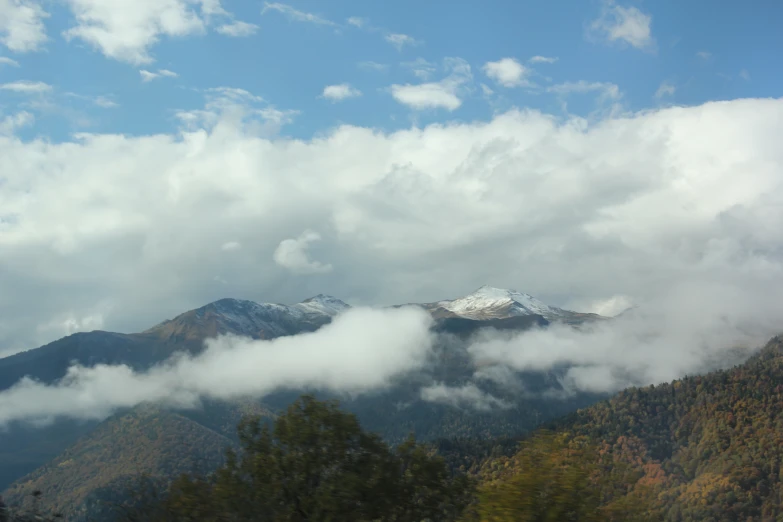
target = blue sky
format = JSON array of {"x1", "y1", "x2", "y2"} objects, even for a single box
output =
[{"x1": 1, "y1": 0, "x2": 780, "y2": 141}]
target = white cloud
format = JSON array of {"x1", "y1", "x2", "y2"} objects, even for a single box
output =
[
  {"x1": 385, "y1": 33, "x2": 418, "y2": 50},
  {"x1": 0, "y1": 0, "x2": 48, "y2": 52},
  {"x1": 37, "y1": 311, "x2": 105, "y2": 338},
  {"x1": 654, "y1": 81, "x2": 676, "y2": 99},
  {"x1": 390, "y1": 57, "x2": 472, "y2": 111},
  {"x1": 589, "y1": 1, "x2": 654, "y2": 50},
  {"x1": 273, "y1": 230, "x2": 333, "y2": 274},
  {"x1": 696, "y1": 51, "x2": 712, "y2": 60},
  {"x1": 62, "y1": 0, "x2": 231, "y2": 64},
  {"x1": 140, "y1": 68, "x2": 178, "y2": 82},
  {"x1": 261, "y1": 2, "x2": 336, "y2": 26},
  {"x1": 0, "y1": 110, "x2": 33, "y2": 135},
  {"x1": 0, "y1": 307, "x2": 435, "y2": 424},
  {"x1": 93, "y1": 95, "x2": 118, "y2": 108},
  {"x1": 566, "y1": 295, "x2": 633, "y2": 317},
  {"x1": 483, "y1": 57, "x2": 530, "y2": 88},
  {"x1": 216, "y1": 20, "x2": 258, "y2": 37},
  {"x1": 740, "y1": 69, "x2": 750, "y2": 81},
  {"x1": 173, "y1": 87, "x2": 296, "y2": 136},
  {"x1": 0, "y1": 92, "x2": 782, "y2": 376},
  {"x1": 346, "y1": 16, "x2": 366, "y2": 28},
  {"x1": 221, "y1": 241, "x2": 241, "y2": 251},
  {"x1": 320, "y1": 83, "x2": 362, "y2": 102},
  {"x1": 467, "y1": 282, "x2": 770, "y2": 394},
  {"x1": 529, "y1": 55, "x2": 558, "y2": 64},
  {"x1": 548, "y1": 80, "x2": 621, "y2": 100},
  {"x1": 391, "y1": 84, "x2": 461, "y2": 111},
  {"x1": 421, "y1": 383, "x2": 511, "y2": 411},
  {"x1": 0, "y1": 55, "x2": 19, "y2": 66},
  {"x1": 0, "y1": 79, "x2": 51, "y2": 93},
  {"x1": 402, "y1": 57, "x2": 436, "y2": 80}
]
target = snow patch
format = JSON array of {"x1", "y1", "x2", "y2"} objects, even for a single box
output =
[{"x1": 439, "y1": 285, "x2": 567, "y2": 320}]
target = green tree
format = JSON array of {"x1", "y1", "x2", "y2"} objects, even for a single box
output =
[{"x1": 118, "y1": 395, "x2": 473, "y2": 521}]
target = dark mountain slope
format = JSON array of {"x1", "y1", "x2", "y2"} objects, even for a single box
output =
[
  {"x1": 2, "y1": 405, "x2": 244, "y2": 520},
  {"x1": 0, "y1": 288, "x2": 607, "y2": 518},
  {"x1": 0, "y1": 296, "x2": 346, "y2": 491}
]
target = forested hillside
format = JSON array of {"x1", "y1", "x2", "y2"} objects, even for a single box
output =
[
  {"x1": 477, "y1": 335, "x2": 783, "y2": 521},
  {"x1": 7, "y1": 334, "x2": 783, "y2": 521}
]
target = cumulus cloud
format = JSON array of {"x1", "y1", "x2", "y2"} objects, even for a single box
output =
[
  {"x1": 61, "y1": 0, "x2": 236, "y2": 64},
  {"x1": 483, "y1": 58, "x2": 530, "y2": 88},
  {"x1": 390, "y1": 57, "x2": 472, "y2": 110},
  {"x1": 274, "y1": 230, "x2": 333, "y2": 274},
  {"x1": 0, "y1": 87, "x2": 782, "y2": 375},
  {"x1": 589, "y1": 1, "x2": 654, "y2": 50},
  {"x1": 0, "y1": 0, "x2": 48, "y2": 52},
  {"x1": 320, "y1": 83, "x2": 362, "y2": 102},
  {"x1": 0, "y1": 110, "x2": 34, "y2": 135},
  {"x1": 421, "y1": 383, "x2": 511, "y2": 411},
  {"x1": 0, "y1": 307, "x2": 435, "y2": 424}
]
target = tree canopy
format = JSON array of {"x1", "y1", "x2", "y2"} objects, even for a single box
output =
[{"x1": 115, "y1": 395, "x2": 474, "y2": 521}]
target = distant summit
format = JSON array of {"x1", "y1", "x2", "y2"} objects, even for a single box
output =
[
  {"x1": 418, "y1": 285, "x2": 607, "y2": 325},
  {"x1": 144, "y1": 295, "x2": 350, "y2": 343},
  {"x1": 295, "y1": 294, "x2": 351, "y2": 317}
]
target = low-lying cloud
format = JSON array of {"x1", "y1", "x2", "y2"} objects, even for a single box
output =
[
  {"x1": 0, "y1": 307, "x2": 434, "y2": 425},
  {"x1": 421, "y1": 383, "x2": 511, "y2": 411},
  {"x1": 469, "y1": 280, "x2": 783, "y2": 393}
]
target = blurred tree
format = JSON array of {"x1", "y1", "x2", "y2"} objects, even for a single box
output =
[
  {"x1": 468, "y1": 431, "x2": 656, "y2": 522},
  {"x1": 116, "y1": 395, "x2": 473, "y2": 521}
]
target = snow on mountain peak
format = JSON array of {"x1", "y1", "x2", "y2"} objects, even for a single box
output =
[
  {"x1": 439, "y1": 285, "x2": 563, "y2": 320},
  {"x1": 294, "y1": 294, "x2": 350, "y2": 316}
]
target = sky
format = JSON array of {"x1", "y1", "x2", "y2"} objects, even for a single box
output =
[{"x1": 1, "y1": 0, "x2": 782, "y2": 355}]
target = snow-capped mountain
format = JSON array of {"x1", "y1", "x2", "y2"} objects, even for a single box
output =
[
  {"x1": 142, "y1": 287, "x2": 603, "y2": 345},
  {"x1": 423, "y1": 285, "x2": 605, "y2": 324},
  {"x1": 144, "y1": 295, "x2": 351, "y2": 342},
  {"x1": 293, "y1": 294, "x2": 351, "y2": 317}
]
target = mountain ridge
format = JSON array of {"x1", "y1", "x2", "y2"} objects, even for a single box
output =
[{"x1": 0, "y1": 286, "x2": 605, "y2": 506}]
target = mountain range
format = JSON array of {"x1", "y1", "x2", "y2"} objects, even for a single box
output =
[{"x1": 0, "y1": 286, "x2": 609, "y2": 518}]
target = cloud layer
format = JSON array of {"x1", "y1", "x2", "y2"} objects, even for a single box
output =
[
  {"x1": 469, "y1": 279, "x2": 781, "y2": 394},
  {"x1": 0, "y1": 306, "x2": 435, "y2": 424},
  {"x1": 0, "y1": 95, "x2": 782, "y2": 365}
]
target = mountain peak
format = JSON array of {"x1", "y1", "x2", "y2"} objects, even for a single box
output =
[
  {"x1": 470, "y1": 285, "x2": 533, "y2": 299},
  {"x1": 438, "y1": 285, "x2": 561, "y2": 320},
  {"x1": 295, "y1": 294, "x2": 350, "y2": 316}
]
